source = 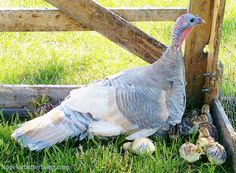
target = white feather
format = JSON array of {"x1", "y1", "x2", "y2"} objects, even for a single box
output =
[
  {"x1": 125, "y1": 128, "x2": 158, "y2": 140},
  {"x1": 88, "y1": 121, "x2": 124, "y2": 137}
]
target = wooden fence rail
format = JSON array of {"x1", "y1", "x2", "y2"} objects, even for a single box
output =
[
  {"x1": 0, "y1": 8, "x2": 187, "y2": 32},
  {"x1": 0, "y1": 85, "x2": 78, "y2": 108}
]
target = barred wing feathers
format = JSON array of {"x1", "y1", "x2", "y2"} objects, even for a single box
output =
[{"x1": 116, "y1": 85, "x2": 169, "y2": 129}]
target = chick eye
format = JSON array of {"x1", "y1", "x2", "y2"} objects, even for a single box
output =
[{"x1": 190, "y1": 18, "x2": 195, "y2": 23}]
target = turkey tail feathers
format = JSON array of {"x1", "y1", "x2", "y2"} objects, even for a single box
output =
[{"x1": 11, "y1": 106, "x2": 92, "y2": 151}]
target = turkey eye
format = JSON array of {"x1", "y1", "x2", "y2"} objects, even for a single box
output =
[{"x1": 190, "y1": 18, "x2": 195, "y2": 23}]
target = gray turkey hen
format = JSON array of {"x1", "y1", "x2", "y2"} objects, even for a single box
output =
[{"x1": 12, "y1": 14, "x2": 205, "y2": 150}]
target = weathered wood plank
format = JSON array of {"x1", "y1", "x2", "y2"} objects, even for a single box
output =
[
  {"x1": 45, "y1": 0, "x2": 167, "y2": 63},
  {"x1": 184, "y1": 0, "x2": 214, "y2": 106},
  {"x1": 212, "y1": 99, "x2": 236, "y2": 172},
  {"x1": 204, "y1": 0, "x2": 226, "y2": 104},
  {"x1": 0, "y1": 108, "x2": 32, "y2": 118},
  {"x1": 0, "y1": 8, "x2": 88, "y2": 32},
  {"x1": 0, "y1": 85, "x2": 79, "y2": 108},
  {"x1": 108, "y1": 7, "x2": 186, "y2": 22},
  {"x1": 0, "y1": 8, "x2": 187, "y2": 32}
]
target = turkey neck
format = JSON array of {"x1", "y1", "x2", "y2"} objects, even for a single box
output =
[{"x1": 151, "y1": 46, "x2": 185, "y2": 81}]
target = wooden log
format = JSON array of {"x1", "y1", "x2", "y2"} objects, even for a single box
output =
[
  {"x1": 0, "y1": 85, "x2": 79, "y2": 108},
  {"x1": 184, "y1": 0, "x2": 215, "y2": 106},
  {"x1": 0, "y1": 8, "x2": 187, "y2": 32},
  {"x1": 212, "y1": 99, "x2": 236, "y2": 172},
  {"x1": 45, "y1": 0, "x2": 167, "y2": 63},
  {"x1": 204, "y1": 0, "x2": 226, "y2": 104}
]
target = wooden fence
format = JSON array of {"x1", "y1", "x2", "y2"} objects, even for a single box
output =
[{"x1": 0, "y1": 0, "x2": 226, "y2": 104}]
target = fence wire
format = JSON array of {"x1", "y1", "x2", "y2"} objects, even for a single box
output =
[
  {"x1": 220, "y1": 60, "x2": 236, "y2": 130},
  {"x1": 219, "y1": 9, "x2": 236, "y2": 129},
  {"x1": 220, "y1": 97, "x2": 236, "y2": 130}
]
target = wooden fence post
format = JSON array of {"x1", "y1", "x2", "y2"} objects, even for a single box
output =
[
  {"x1": 45, "y1": 0, "x2": 167, "y2": 63},
  {"x1": 204, "y1": 0, "x2": 226, "y2": 104},
  {"x1": 184, "y1": 0, "x2": 214, "y2": 106}
]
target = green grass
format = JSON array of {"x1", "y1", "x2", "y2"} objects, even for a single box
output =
[
  {"x1": 0, "y1": 114, "x2": 232, "y2": 173},
  {"x1": 0, "y1": 0, "x2": 235, "y2": 172}
]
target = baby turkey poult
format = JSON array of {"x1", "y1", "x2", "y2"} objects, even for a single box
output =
[
  {"x1": 201, "y1": 104, "x2": 213, "y2": 124},
  {"x1": 167, "y1": 109, "x2": 203, "y2": 139},
  {"x1": 179, "y1": 142, "x2": 204, "y2": 163},
  {"x1": 199, "y1": 123, "x2": 218, "y2": 141},
  {"x1": 205, "y1": 142, "x2": 227, "y2": 165},
  {"x1": 123, "y1": 138, "x2": 155, "y2": 155}
]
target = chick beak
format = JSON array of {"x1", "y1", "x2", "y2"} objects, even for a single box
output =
[{"x1": 196, "y1": 147, "x2": 205, "y2": 155}]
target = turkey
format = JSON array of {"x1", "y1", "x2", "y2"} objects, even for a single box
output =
[{"x1": 12, "y1": 14, "x2": 205, "y2": 151}]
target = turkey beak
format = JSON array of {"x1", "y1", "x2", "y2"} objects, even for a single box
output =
[
  {"x1": 200, "y1": 19, "x2": 206, "y2": 24},
  {"x1": 197, "y1": 17, "x2": 206, "y2": 24}
]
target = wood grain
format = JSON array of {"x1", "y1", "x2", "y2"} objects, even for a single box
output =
[
  {"x1": 0, "y1": 8, "x2": 187, "y2": 32},
  {"x1": 45, "y1": 0, "x2": 167, "y2": 63},
  {"x1": 0, "y1": 85, "x2": 79, "y2": 108},
  {"x1": 212, "y1": 99, "x2": 236, "y2": 172},
  {"x1": 204, "y1": 0, "x2": 226, "y2": 104},
  {"x1": 184, "y1": 0, "x2": 214, "y2": 106},
  {"x1": 0, "y1": 8, "x2": 88, "y2": 32},
  {"x1": 107, "y1": 7, "x2": 186, "y2": 22}
]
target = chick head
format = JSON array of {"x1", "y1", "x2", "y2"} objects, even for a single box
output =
[
  {"x1": 199, "y1": 126, "x2": 211, "y2": 138},
  {"x1": 196, "y1": 137, "x2": 214, "y2": 148},
  {"x1": 201, "y1": 104, "x2": 210, "y2": 113},
  {"x1": 194, "y1": 146, "x2": 205, "y2": 155}
]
